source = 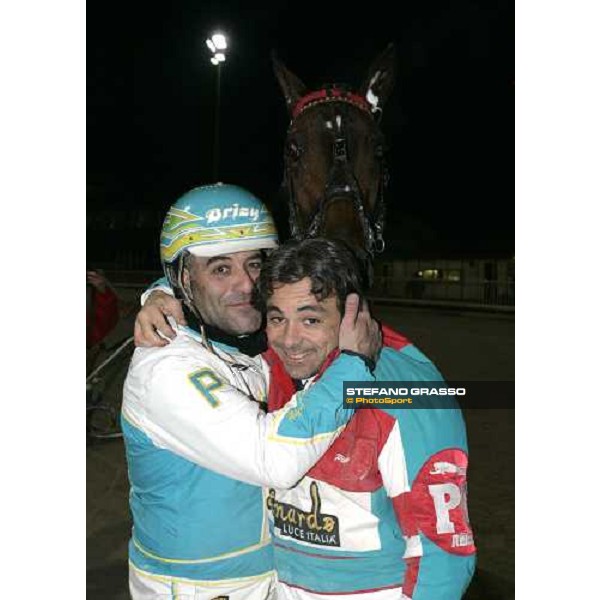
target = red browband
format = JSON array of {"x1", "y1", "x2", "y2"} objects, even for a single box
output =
[{"x1": 291, "y1": 88, "x2": 372, "y2": 119}]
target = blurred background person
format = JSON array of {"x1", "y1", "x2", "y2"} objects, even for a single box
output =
[{"x1": 87, "y1": 269, "x2": 119, "y2": 374}]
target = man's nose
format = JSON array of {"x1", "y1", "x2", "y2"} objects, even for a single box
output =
[
  {"x1": 233, "y1": 267, "x2": 255, "y2": 294},
  {"x1": 281, "y1": 322, "x2": 301, "y2": 349}
]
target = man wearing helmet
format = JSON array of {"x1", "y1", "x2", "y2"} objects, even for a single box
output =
[{"x1": 122, "y1": 183, "x2": 381, "y2": 599}]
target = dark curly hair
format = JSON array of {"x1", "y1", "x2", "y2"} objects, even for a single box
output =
[{"x1": 253, "y1": 238, "x2": 366, "y2": 314}]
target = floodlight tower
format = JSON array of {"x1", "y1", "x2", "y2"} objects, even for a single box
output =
[{"x1": 206, "y1": 32, "x2": 227, "y2": 179}]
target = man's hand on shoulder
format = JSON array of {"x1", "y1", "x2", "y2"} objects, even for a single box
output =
[{"x1": 134, "y1": 290, "x2": 187, "y2": 347}]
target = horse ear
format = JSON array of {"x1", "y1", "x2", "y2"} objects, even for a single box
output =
[
  {"x1": 272, "y1": 50, "x2": 308, "y2": 115},
  {"x1": 359, "y1": 43, "x2": 396, "y2": 113}
]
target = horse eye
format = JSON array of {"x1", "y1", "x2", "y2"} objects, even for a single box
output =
[{"x1": 374, "y1": 143, "x2": 385, "y2": 158}]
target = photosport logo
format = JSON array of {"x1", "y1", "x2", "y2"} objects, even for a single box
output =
[{"x1": 343, "y1": 381, "x2": 515, "y2": 409}]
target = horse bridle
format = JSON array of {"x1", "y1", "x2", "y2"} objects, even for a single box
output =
[{"x1": 284, "y1": 86, "x2": 389, "y2": 257}]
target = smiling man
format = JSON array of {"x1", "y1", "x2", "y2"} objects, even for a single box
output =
[
  {"x1": 255, "y1": 239, "x2": 476, "y2": 600},
  {"x1": 183, "y1": 251, "x2": 264, "y2": 332},
  {"x1": 265, "y1": 278, "x2": 341, "y2": 379}
]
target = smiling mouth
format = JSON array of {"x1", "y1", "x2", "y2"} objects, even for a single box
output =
[{"x1": 282, "y1": 351, "x2": 311, "y2": 363}]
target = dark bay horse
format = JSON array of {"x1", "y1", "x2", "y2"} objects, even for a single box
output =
[{"x1": 272, "y1": 44, "x2": 396, "y2": 284}]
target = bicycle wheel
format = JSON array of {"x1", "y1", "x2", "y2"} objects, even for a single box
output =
[
  {"x1": 86, "y1": 337, "x2": 134, "y2": 441},
  {"x1": 87, "y1": 404, "x2": 122, "y2": 440}
]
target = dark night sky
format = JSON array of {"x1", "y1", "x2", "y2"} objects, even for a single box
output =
[{"x1": 87, "y1": 0, "x2": 514, "y2": 257}]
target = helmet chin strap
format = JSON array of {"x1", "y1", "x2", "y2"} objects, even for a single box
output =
[{"x1": 176, "y1": 253, "x2": 214, "y2": 353}]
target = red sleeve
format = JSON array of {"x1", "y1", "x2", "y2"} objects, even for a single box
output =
[{"x1": 87, "y1": 287, "x2": 119, "y2": 347}]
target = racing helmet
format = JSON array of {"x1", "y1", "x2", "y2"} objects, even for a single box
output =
[{"x1": 160, "y1": 183, "x2": 278, "y2": 295}]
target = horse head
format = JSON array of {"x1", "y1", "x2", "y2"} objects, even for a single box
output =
[{"x1": 273, "y1": 44, "x2": 396, "y2": 284}]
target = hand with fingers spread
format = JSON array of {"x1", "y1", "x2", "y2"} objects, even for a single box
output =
[
  {"x1": 338, "y1": 293, "x2": 382, "y2": 363},
  {"x1": 134, "y1": 290, "x2": 187, "y2": 347}
]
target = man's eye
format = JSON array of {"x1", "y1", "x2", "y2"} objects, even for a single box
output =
[
  {"x1": 268, "y1": 316, "x2": 284, "y2": 325},
  {"x1": 304, "y1": 318, "x2": 321, "y2": 326},
  {"x1": 212, "y1": 265, "x2": 230, "y2": 275},
  {"x1": 247, "y1": 261, "x2": 263, "y2": 271}
]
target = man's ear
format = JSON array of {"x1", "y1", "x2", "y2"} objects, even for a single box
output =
[
  {"x1": 338, "y1": 294, "x2": 349, "y2": 319},
  {"x1": 181, "y1": 262, "x2": 193, "y2": 300}
]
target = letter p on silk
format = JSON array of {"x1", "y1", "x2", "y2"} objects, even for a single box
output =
[
  {"x1": 188, "y1": 369, "x2": 223, "y2": 407},
  {"x1": 410, "y1": 448, "x2": 476, "y2": 556}
]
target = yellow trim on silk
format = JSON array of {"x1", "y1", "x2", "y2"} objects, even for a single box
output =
[
  {"x1": 129, "y1": 561, "x2": 275, "y2": 587},
  {"x1": 267, "y1": 406, "x2": 346, "y2": 445},
  {"x1": 132, "y1": 536, "x2": 271, "y2": 564}
]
